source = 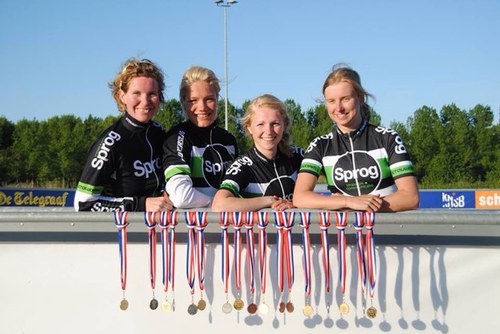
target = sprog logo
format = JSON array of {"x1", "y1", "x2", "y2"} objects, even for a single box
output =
[
  {"x1": 332, "y1": 151, "x2": 382, "y2": 196},
  {"x1": 91, "y1": 131, "x2": 121, "y2": 170},
  {"x1": 134, "y1": 158, "x2": 161, "y2": 178}
]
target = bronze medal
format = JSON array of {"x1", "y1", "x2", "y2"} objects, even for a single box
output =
[
  {"x1": 187, "y1": 303, "x2": 198, "y2": 315},
  {"x1": 302, "y1": 304, "x2": 314, "y2": 317},
  {"x1": 233, "y1": 298, "x2": 244, "y2": 311},
  {"x1": 150, "y1": 298, "x2": 159, "y2": 310},
  {"x1": 222, "y1": 302, "x2": 233, "y2": 314},
  {"x1": 286, "y1": 301, "x2": 294, "y2": 313},
  {"x1": 161, "y1": 300, "x2": 171, "y2": 312},
  {"x1": 367, "y1": 306, "x2": 377, "y2": 319},
  {"x1": 197, "y1": 299, "x2": 207, "y2": 311},
  {"x1": 259, "y1": 302, "x2": 269, "y2": 315},
  {"x1": 278, "y1": 301, "x2": 286, "y2": 313},
  {"x1": 339, "y1": 302, "x2": 349, "y2": 315},
  {"x1": 119, "y1": 298, "x2": 129, "y2": 311},
  {"x1": 247, "y1": 303, "x2": 258, "y2": 314}
]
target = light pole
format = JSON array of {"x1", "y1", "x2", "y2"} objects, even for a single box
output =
[{"x1": 214, "y1": 0, "x2": 238, "y2": 130}]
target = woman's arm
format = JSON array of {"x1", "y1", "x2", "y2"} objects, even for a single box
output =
[
  {"x1": 380, "y1": 175, "x2": 420, "y2": 212},
  {"x1": 211, "y1": 189, "x2": 275, "y2": 212}
]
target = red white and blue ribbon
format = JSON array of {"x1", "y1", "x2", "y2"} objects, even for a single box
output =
[
  {"x1": 364, "y1": 212, "x2": 377, "y2": 299},
  {"x1": 114, "y1": 211, "x2": 129, "y2": 294},
  {"x1": 219, "y1": 212, "x2": 231, "y2": 296},
  {"x1": 335, "y1": 211, "x2": 348, "y2": 299},
  {"x1": 245, "y1": 212, "x2": 256, "y2": 297},
  {"x1": 257, "y1": 211, "x2": 269, "y2": 297},
  {"x1": 160, "y1": 210, "x2": 178, "y2": 296},
  {"x1": 274, "y1": 211, "x2": 295, "y2": 297},
  {"x1": 299, "y1": 211, "x2": 312, "y2": 299},
  {"x1": 318, "y1": 211, "x2": 331, "y2": 293},
  {"x1": 185, "y1": 211, "x2": 197, "y2": 296},
  {"x1": 232, "y1": 212, "x2": 244, "y2": 296},
  {"x1": 195, "y1": 211, "x2": 208, "y2": 297},
  {"x1": 144, "y1": 212, "x2": 158, "y2": 295},
  {"x1": 353, "y1": 212, "x2": 367, "y2": 298}
]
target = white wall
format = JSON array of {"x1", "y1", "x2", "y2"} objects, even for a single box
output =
[{"x1": 1, "y1": 242, "x2": 499, "y2": 334}]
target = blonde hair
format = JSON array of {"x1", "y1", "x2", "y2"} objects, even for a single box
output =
[
  {"x1": 322, "y1": 63, "x2": 373, "y2": 121},
  {"x1": 179, "y1": 66, "x2": 221, "y2": 104},
  {"x1": 242, "y1": 94, "x2": 292, "y2": 157},
  {"x1": 109, "y1": 58, "x2": 165, "y2": 112}
]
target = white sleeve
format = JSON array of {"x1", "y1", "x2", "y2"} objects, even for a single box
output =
[{"x1": 165, "y1": 174, "x2": 212, "y2": 208}]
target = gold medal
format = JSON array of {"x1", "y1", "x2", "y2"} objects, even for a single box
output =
[
  {"x1": 197, "y1": 298, "x2": 207, "y2": 311},
  {"x1": 222, "y1": 302, "x2": 233, "y2": 314},
  {"x1": 119, "y1": 298, "x2": 129, "y2": 311},
  {"x1": 339, "y1": 302, "x2": 349, "y2": 315},
  {"x1": 233, "y1": 298, "x2": 244, "y2": 311},
  {"x1": 187, "y1": 303, "x2": 198, "y2": 315},
  {"x1": 367, "y1": 306, "x2": 377, "y2": 318},
  {"x1": 149, "y1": 298, "x2": 159, "y2": 310},
  {"x1": 247, "y1": 303, "x2": 258, "y2": 314},
  {"x1": 286, "y1": 301, "x2": 295, "y2": 313},
  {"x1": 161, "y1": 300, "x2": 171, "y2": 312},
  {"x1": 278, "y1": 301, "x2": 286, "y2": 313},
  {"x1": 259, "y1": 302, "x2": 269, "y2": 315},
  {"x1": 303, "y1": 304, "x2": 314, "y2": 317}
]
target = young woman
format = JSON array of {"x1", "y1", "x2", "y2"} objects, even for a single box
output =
[
  {"x1": 212, "y1": 94, "x2": 303, "y2": 212},
  {"x1": 74, "y1": 58, "x2": 172, "y2": 211},
  {"x1": 162, "y1": 66, "x2": 238, "y2": 208},
  {"x1": 293, "y1": 64, "x2": 419, "y2": 212}
]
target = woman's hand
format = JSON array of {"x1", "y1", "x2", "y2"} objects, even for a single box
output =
[
  {"x1": 271, "y1": 196, "x2": 295, "y2": 211},
  {"x1": 145, "y1": 193, "x2": 174, "y2": 211}
]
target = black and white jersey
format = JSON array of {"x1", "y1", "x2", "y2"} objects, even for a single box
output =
[
  {"x1": 74, "y1": 113, "x2": 166, "y2": 211},
  {"x1": 220, "y1": 146, "x2": 304, "y2": 201},
  {"x1": 300, "y1": 120, "x2": 416, "y2": 196}
]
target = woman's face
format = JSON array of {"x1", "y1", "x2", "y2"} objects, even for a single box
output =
[
  {"x1": 120, "y1": 76, "x2": 160, "y2": 123},
  {"x1": 324, "y1": 81, "x2": 362, "y2": 133},
  {"x1": 247, "y1": 106, "x2": 284, "y2": 160},
  {"x1": 183, "y1": 80, "x2": 218, "y2": 127}
]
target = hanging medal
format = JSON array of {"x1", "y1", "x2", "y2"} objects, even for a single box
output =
[
  {"x1": 232, "y1": 212, "x2": 245, "y2": 311},
  {"x1": 219, "y1": 212, "x2": 233, "y2": 314},
  {"x1": 144, "y1": 212, "x2": 159, "y2": 310},
  {"x1": 244, "y1": 212, "x2": 258, "y2": 314},
  {"x1": 159, "y1": 210, "x2": 178, "y2": 312},
  {"x1": 274, "y1": 211, "x2": 296, "y2": 313},
  {"x1": 299, "y1": 211, "x2": 314, "y2": 318},
  {"x1": 353, "y1": 211, "x2": 367, "y2": 314},
  {"x1": 257, "y1": 211, "x2": 270, "y2": 315},
  {"x1": 185, "y1": 211, "x2": 199, "y2": 315},
  {"x1": 194, "y1": 211, "x2": 209, "y2": 312},
  {"x1": 318, "y1": 211, "x2": 331, "y2": 312},
  {"x1": 365, "y1": 212, "x2": 378, "y2": 319},
  {"x1": 114, "y1": 211, "x2": 130, "y2": 311},
  {"x1": 335, "y1": 211, "x2": 349, "y2": 316}
]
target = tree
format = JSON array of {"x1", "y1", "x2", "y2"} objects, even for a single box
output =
[{"x1": 285, "y1": 99, "x2": 311, "y2": 150}]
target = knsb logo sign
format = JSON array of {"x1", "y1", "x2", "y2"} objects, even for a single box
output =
[{"x1": 475, "y1": 190, "x2": 500, "y2": 209}]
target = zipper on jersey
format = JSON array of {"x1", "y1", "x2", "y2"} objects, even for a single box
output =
[
  {"x1": 272, "y1": 160, "x2": 287, "y2": 199},
  {"x1": 348, "y1": 133, "x2": 362, "y2": 196},
  {"x1": 145, "y1": 126, "x2": 161, "y2": 193}
]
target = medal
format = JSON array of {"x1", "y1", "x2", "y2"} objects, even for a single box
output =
[
  {"x1": 120, "y1": 298, "x2": 129, "y2": 311},
  {"x1": 145, "y1": 212, "x2": 158, "y2": 311},
  {"x1": 302, "y1": 304, "x2": 314, "y2": 318},
  {"x1": 319, "y1": 212, "x2": 332, "y2": 309},
  {"x1": 247, "y1": 302, "x2": 258, "y2": 314},
  {"x1": 197, "y1": 297, "x2": 207, "y2": 311},
  {"x1": 161, "y1": 300, "x2": 171, "y2": 312},
  {"x1": 278, "y1": 301, "x2": 286, "y2": 313},
  {"x1": 259, "y1": 302, "x2": 269, "y2": 315},
  {"x1": 114, "y1": 212, "x2": 130, "y2": 311},
  {"x1": 367, "y1": 306, "x2": 377, "y2": 318},
  {"x1": 286, "y1": 301, "x2": 295, "y2": 313},
  {"x1": 222, "y1": 301, "x2": 233, "y2": 314},
  {"x1": 187, "y1": 303, "x2": 198, "y2": 315},
  {"x1": 233, "y1": 298, "x2": 244, "y2": 311},
  {"x1": 339, "y1": 301, "x2": 349, "y2": 315},
  {"x1": 354, "y1": 212, "x2": 368, "y2": 314},
  {"x1": 150, "y1": 298, "x2": 159, "y2": 310}
]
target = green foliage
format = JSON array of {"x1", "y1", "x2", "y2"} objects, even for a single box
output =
[{"x1": 1, "y1": 99, "x2": 498, "y2": 189}]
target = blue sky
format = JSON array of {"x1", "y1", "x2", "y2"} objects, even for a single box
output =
[{"x1": 1, "y1": 0, "x2": 499, "y2": 126}]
